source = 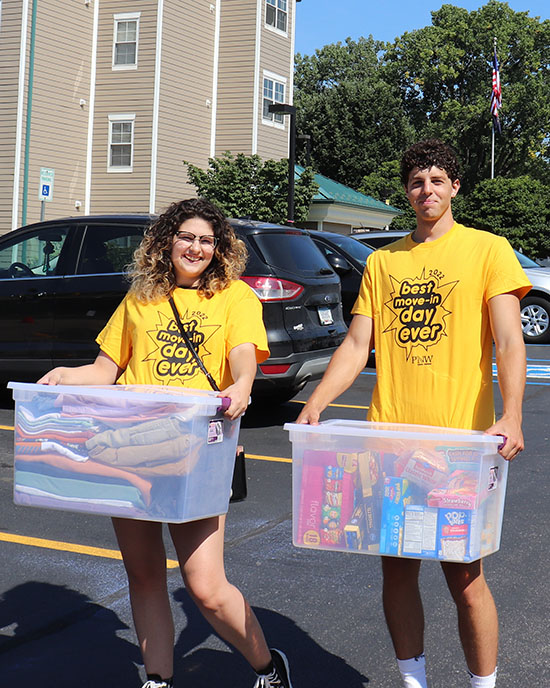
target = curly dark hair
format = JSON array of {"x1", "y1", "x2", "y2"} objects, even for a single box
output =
[
  {"x1": 400, "y1": 139, "x2": 461, "y2": 186},
  {"x1": 128, "y1": 198, "x2": 247, "y2": 302}
]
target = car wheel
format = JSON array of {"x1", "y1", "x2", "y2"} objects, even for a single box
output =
[{"x1": 520, "y1": 296, "x2": 550, "y2": 344}]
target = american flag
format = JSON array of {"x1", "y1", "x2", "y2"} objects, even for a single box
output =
[{"x1": 491, "y1": 46, "x2": 502, "y2": 133}]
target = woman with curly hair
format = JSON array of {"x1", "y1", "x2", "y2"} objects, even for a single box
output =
[{"x1": 37, "y1": 198, "x2": 293, "y2": 688}]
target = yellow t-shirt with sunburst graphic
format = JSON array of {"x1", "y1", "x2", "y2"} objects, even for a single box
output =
[
  {"x1": 96, "y1": 280, "x2": 269, "y2": 390},
  {"x1": 352, "y1": 223, "x2": 531, "y2": 430}
]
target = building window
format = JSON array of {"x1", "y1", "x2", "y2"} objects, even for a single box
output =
[
  {"x1": 265, "y1": 0, "x2": 287, "y2": 34},
  {"x1": 113, "y1": 13, "x2": 140, "y2": 69},
  {"x1": 263, "y1": 74, "x2": 286, "y2": 125},
  {"x1": 108, "y1": 114, "x2": 135, "y2": 172}
]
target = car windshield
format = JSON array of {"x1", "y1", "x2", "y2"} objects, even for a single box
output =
[
  {"x1": 251, "y1": 231, "x2": 332, "y2": 275},
  {"x1": 324, "y1": 234, "x2": 374, "y2": 263},
  {"x1": 354, "y1": 232, "x2": 407, "y2": 248},
  {"x1": 0, "y1": 227, "x2": 70, "y2": 278},
  {"x1": 514, "y1": 250, "x2": 540, "y2": 269}
]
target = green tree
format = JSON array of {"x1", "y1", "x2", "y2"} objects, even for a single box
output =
[
  {"x1": 359, "y1": 160, "x2": 416, "y2": 230},
  {"x1": 383, "y1": 1, "x2": 550, "y2": 191},
  {"x1": 294, "y1": 37, "x2": 414, "y2": 189},
  {"x1": 456, "y1": 176, "x2": 550, "y2": 259},
  {"x1": 185, "y1": 152, "x2": 318, "y2": 224}
]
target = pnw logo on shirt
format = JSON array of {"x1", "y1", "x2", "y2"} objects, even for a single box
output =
[
  {"x1": 144, "y1": 309, "x2": 219, "y2": 383},
  {"x1": 383, "y1": 269, "x2": 458, "y2": 364}
]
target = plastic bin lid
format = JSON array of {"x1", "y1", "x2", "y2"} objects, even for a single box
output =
[
  {"x1": 284, "y1": 419, "x2": 503, "y2": 446},
  {"x1": 8, "y1": 381, "x2": 230, "y2": 411}
]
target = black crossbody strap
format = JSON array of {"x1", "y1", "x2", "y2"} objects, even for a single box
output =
[{"x1": 168, "y1": 296, "x2": 220, "y2": 392}]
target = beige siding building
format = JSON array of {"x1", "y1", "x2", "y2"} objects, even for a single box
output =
[{"x1": 1, "y1": 0, "x2": 298, "y2": 233}]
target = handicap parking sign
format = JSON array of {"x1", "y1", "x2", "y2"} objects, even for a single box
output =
[{"x1": 38, "y1": 168, "x2": 55, "y2": 201}]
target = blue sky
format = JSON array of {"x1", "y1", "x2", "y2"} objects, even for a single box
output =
[{"x1": 295, "y1": 1, "x2": 550, "y2": 55}]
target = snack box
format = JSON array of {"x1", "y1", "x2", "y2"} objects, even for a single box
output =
[
  {"x1": 285, "y1": 420, "x2": 508, "y2": 563},
  {"x1": 9, "y1": 381, "x2": 240, "y2": 523}
]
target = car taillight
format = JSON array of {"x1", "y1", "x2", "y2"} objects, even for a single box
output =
[
  {"x1": 259, "y1": 364, "x2": 291, "y2": 375},
  {"x1": 241, "y1": 276, "x2": 304, "y2": 301}
]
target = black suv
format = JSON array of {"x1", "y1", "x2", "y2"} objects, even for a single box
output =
[
  {"x1": 307, "y1": 230, "x2": 373, "y2": 325},
  {"x1": 0, "y1": 215, "x2": 346, "y2": 403}
]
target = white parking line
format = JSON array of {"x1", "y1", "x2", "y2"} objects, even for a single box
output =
[
  {"x1": 492, "y1": 363, "x2": 550, "y2": 379},
  {"x1": 526, "y1": 364, "x2": 550, "y2": 379}
]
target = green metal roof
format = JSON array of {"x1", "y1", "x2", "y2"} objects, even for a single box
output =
[{"x1": 295, "y1": 165, "x2": 401, "y2": 215}]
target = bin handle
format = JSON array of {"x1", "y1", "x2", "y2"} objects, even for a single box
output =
[{"x1": 218, "y1": 397, "x2": 231, "y2": 412}]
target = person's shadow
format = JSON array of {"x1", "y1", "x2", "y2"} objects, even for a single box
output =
[
  {"x1": 0, "y1": 582, "x2": 371, "y2": 686},
  {"x1": 241, "y1": 399, "x2": 301, "y2": 429},
  {"x1": 0, "y1": 581, "x2": 141, "y2": 686},
  {"x1": 173, "y1": 587, "x2": 370, "y2": 687}
]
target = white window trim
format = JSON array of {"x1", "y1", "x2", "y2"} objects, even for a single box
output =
[
  {"x1": 149, "y1": 0, "x2": 164, "y2": 213},
  {"x1": 112, "y1": 12, "x2": 140, "y2": 71},
  {"x1": 262, "y1": 70, "x2": 287, "y2": 130},
  {"x1": 265, "y1": 24, "x2": 287, "y2": 39},
  {"x1": 264, "y1": 0, "x2": 288, "y2": 38},
  {"x1": 84, "y1": 0, "x2": 99, "y2": 214},
  {"x1": 252, "y1": 0, "x2": 263, "y2": 154},
  {"x1": 12, "y1": 0, "x2": 29, "y2": 229},
  {"x1": 108, "y1": 114, "x2": 135, "y2": 173},
  {"x1": 210, "y1": 0, "x2": 221, "y2": 158}
]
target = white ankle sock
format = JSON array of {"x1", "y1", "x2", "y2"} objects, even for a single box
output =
[
  {"x1": 397, "y1": 654, "x2": 428, "y2": 688},
  {"x1": 468, "y1": 668, "x2": 497, "y2": 687}
]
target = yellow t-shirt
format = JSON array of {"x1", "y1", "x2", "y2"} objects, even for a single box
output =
[
  {"x1": 97, "y1": 279, "x2": 270, "y2": 390},
  {"x1": 352, "y1": 223, "x2": 531, "y2": 430}
]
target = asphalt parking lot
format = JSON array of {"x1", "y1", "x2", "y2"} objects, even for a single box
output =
[{"x1": 0, "y1": 345, "x2": 549, "y2": 687}]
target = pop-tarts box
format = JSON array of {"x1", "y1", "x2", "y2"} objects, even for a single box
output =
[
  {"x1": 437, "y1": 507, "x2": 480, "y2": 562},
  {"x1": 285, "y1": 419, "x2": 508, "y2": 562}
]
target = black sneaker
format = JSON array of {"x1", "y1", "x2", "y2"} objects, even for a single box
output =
[{"x1": 253, "y1": 648, "x2": 293, "y2": 688}]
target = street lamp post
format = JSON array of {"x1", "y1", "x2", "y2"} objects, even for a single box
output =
[{"x1": 268, "y1": 103, "x2": 296, "y2": 224}]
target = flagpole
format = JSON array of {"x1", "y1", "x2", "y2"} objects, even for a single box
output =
[
  {"x1": 491, "y1": 123, "x2": 495, "y2": 179},
  {"x1": 491, "y1": 36, "x2": 497, "y2": 179}
]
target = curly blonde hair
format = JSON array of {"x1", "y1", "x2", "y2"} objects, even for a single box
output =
[{"x1": 128, "y1": 198, "x2": 247, "y2": 302}]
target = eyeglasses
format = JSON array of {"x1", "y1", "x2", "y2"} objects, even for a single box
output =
[{"x1": 174, "y1": 232, "x2": 218, "y2": 250}]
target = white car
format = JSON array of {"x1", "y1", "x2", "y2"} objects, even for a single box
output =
[
  {"x1": 353, "y1": 231, "x2": 550, "y2": 344},
  {"x1": 515, "y1": 252, "x2": 550, "y2": 344}
]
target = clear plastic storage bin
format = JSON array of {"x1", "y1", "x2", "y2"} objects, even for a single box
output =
[
  {"x1": 284, "y1": 420, "x2": 508, "y2": 562},
  {"x1": 9, "y1": 382, "x2": 240, "y2": 523}
]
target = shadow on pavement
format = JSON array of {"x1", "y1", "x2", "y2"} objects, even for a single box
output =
[
  {"x1": 173, "y1": 587, "x2": 370, "y2": 687},
  {"x1": 241, "y1": 399, "x2": 303, "y2": 429},
  {"x1": 0, "y1": 582, "x2": 141, "y2": 686},
  {"x1": 0, "y1": 385, "x2": 14, "y2": 410},
  {"x1": 0, "y1": 581, "x2": 370, "y2": 686}
]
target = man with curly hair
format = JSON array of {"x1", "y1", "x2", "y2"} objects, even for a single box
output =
[{"x1": 297, "y1": 139, "x2": 531, "y2": 687}]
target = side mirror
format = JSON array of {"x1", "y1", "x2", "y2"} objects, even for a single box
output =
[{"x1": 326, "y1": 253, "x2": 352, "y2": 275}]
